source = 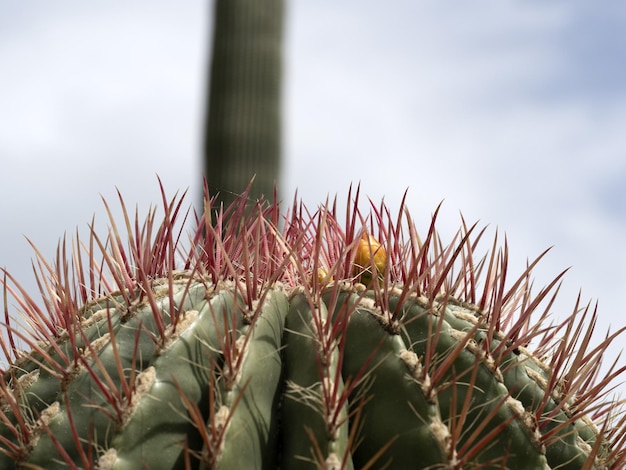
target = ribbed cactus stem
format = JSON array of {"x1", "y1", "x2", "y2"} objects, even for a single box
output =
[{"x1": 0, "y1": 182, "x2": 624, "y2": 468}]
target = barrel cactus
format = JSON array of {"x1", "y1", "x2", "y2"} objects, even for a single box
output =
[{"x1": 1, "y1": 181, "x2": 625, "y2": 469}]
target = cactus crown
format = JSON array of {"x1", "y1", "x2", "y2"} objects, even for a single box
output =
[{"x1": 1, "y1": 179, "x2": 625, "y2": 468}]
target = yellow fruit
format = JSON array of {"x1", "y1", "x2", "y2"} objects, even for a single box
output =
[
  {"x1": 316, "y1": 267, "x2": 333, "y2": 284},
  {"x1": 354, "y1": 233, "x2": 386, "y2": 284}
]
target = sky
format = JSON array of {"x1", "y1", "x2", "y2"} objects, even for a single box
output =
[{"x1": 1, "y1": 1, "x2": 626, "y2": 396}]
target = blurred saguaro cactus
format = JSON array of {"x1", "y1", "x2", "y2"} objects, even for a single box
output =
[{"x1": 203, "y1": 0, "x2": 285, "y2": 211}]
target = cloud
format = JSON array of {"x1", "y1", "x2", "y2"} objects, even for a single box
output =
[{"x1": 0, "y1": 1, "x2": 206, "y2": 304}]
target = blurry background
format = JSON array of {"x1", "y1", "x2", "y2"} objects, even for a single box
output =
[{"x1": 1, "y1": 1, "x2": 625, "y2": 392}]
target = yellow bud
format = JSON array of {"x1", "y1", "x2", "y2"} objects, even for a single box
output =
[
  {"x1": 354, "y1": 233, "x2": 386, "y2": 284},
  {"x1": 316, "y1": 268, "x2": 333, "y2": 284}
]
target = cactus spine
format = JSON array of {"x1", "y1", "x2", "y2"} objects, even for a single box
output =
[{"x1": 0, "y1": 182, "x2": 625, "y2": 468}]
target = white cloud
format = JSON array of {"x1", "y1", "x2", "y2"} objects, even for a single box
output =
[{"x1": 0, "y1": 1, "x2": 206, "y2": 303}]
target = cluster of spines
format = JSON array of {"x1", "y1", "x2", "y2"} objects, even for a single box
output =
[{"x1": 0, "y1": 179, "x2": 624, "y2": 468}]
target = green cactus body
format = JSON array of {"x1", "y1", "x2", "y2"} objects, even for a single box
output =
[{"x1": 0, "y1": 183, "x2": 624, "y2": 468}]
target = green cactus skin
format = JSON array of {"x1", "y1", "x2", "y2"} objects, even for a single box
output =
[
  {"x1": 1, "y1": 182, "x2": 625, "y2": 469},
  {"x1": 204, "y1": 0, "x2": 284, "y2": 210}
]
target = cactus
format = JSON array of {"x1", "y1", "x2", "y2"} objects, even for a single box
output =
[
  {"x1": 204, "y1": 0, "x2": 285, "y2": 210},
  {"x1": 1, "y1": 181, "x2": 625, "y2": 469}
]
